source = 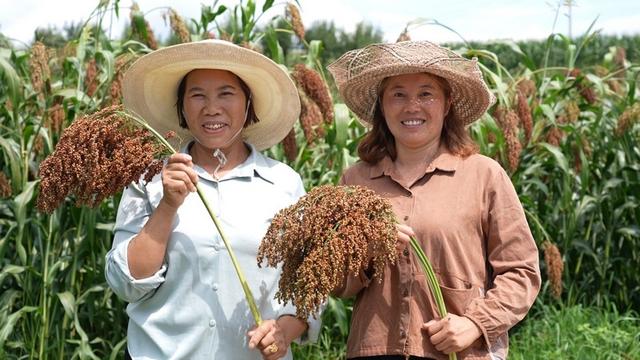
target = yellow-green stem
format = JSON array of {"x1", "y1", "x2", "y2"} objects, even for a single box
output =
[
  {"x1": 195, "y1": 185, "x2": 262, "y2": 324},
  {"x1": 409, "y1": 236, "x2": 457, "y2": 360}
]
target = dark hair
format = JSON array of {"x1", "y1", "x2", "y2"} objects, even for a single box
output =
[
  {"x1": 357, "y1": 73, "x2": 478, "y2": 164},
  {"x1": 176, "y1": 70, "x2": 259, "y2": 129}
]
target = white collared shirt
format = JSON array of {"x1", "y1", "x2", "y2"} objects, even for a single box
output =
[{"x1": 106, "y1": 143, "x2": 316, "y2": 359}]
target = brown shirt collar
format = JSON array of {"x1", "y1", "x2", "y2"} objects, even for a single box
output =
[{"x1": 369, "y1": 145, "x2": 461, "y2": 179}]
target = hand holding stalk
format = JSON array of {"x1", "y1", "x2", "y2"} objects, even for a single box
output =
[{"x1": 407, "y1": 234, "x2": 457, "y2": 360}]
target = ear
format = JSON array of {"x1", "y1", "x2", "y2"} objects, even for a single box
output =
[{"x1": 444, "y1": 97, "x2": 452, "y2": 117}]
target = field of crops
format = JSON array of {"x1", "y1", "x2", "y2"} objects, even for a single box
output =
[{"x1": 1, "y1": 1, "x2": 638, "y2": 359}]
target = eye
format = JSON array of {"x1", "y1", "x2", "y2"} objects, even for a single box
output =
[
  {"x1": 420, "y1": 91, "x2": 433, "y2": 97},
  {"x1": 190, "y1": 93, "x2": 205, "y2": 98},
  {"x1": 392, "y1": 92, "x2": 406, "y2": 98}
]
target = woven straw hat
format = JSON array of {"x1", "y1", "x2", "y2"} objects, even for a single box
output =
[
  {"x1": 327, "y1": 40, "x2": 495, "y2": 126},
  {"x1": 123, "y1": 40, "x2": 300, "y2": 150}
]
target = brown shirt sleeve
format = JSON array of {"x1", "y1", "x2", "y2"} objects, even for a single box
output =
[{"x1": 463, "y1": 165, "x2": 541, "y2": 346}]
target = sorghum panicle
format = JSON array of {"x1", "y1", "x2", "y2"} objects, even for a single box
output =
[
  {"x1": 298, "y1": 89, "x2": 324, "y2": 144},
  {"x1": 543, "y1": 241, "x2": 564, "y2": 299},
  {"x1": 564, "y1": 101, "x2": 580, "y2": 123},
  {"x1": 615, "y1": 103, "x2": 640, "y2": 136},
  {"x1": 168, "y1": 8, "x2": 191, "y2": 43},
  {"x1": 517, "y1": 79, "x2": 537, "y2": 98},
  {"x1": 286, "y1": 3, "x2": 305, "y2": 42},
  {"x1": 292, "y1": 64, "x2": 334, "y2": 124},
  {"x1": 110, "y1": 54, "x2": 138, "y2": 105},
  {"x1": 85, "y1": 58, "x2": 98, "y2": 97},
  {"x1": 46, "y1": 103, "x2": 65, "y2": 134},
  {"x1": 257, "y1": 185, "x2": 398, "y2": 319},
  {"x1": 130, "y1": 3, "x2": 158, "y2": 50},
  {"x1": 495, "y1": 107, "x2": 522, "y2": 171},
  {"x1": 29, "y1": 41, "x2": 50, "y2": 101},
  {"x1": 516, "y1": 90, "x2": 533, "y2": 143},
  {"x1": 37, "y1": 105, "x2": 168, "y2": 213},
  {"x1": 546, "y1": 126, "x2": 563, "y2": 147},
  {"x1": 281, "y1": 128, "x2": 298, "y2": 162},
  {"x1": 0, "y1": 172, "x2": 11, "y2": 198}
]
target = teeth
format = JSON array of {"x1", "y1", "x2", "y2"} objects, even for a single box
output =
[
  {"x1": 402, "y1": 120, "x2": 424, "y2": 126},
  {"x1": 203, "y1": 123, "x2": 225, "y2": 130}
]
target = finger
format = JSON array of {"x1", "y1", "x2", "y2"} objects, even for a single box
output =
[
  {"x1": 168, "y1": 153, "x2": 193, "y2": 166},
  {"x1": 247, "y1": 322, "x2": 274, "y2": 349},
  {"x1": 163, "y1": 173, "x2": 195, "y2": 195},
  {"x1": 423, "y1": 318, "x2": 445, "y2": 336},
  {"x1": 396, "y1": 223, "x2": 415, "y2": 237},
  {"x1": 258, "y1": 331, "x2": 276, "y2": 350}
]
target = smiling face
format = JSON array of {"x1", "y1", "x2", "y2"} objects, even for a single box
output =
[
  {"x1": 380, "y1": 72, "x2": 451, "y2": 153},
  {"x1": 181, "y1": 69, "x2": 249, "y2": 151}
]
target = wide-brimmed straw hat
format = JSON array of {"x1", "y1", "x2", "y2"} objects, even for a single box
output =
[
  {"x1": 123, "y1": 40, "x2": 300, "y2": 150},
  {"x1": 327, "y1": 40, "x2": 495, "y2": 126}
]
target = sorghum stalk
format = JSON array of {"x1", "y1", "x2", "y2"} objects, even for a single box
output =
[
  {"x1": 409, "y1": 236, "x2": 457, "y2": 360},
  {"x1": 119, "y1": 111, "x2": 263, "y2": 324}
]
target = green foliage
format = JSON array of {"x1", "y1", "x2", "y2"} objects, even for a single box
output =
[{"x1": 509, "y1": 304, "x2": 640, "y2": 359}]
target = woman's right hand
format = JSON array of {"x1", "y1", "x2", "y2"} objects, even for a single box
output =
[
  {"x1": 161, "y1": 153, "x2": 198, "y2": 209},
  {"x1": 396, "y1": 223, "x2": 415, "y2": 253}
]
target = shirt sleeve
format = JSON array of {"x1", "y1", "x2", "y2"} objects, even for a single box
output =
[
  {"x1": 105, "y1": 182, "x2": 167, "y2": 303},
  {"x1": 464, "y1": 167, "x2": 541, "y2": 346}
]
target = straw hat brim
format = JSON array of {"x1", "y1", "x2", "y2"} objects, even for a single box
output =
[
  {"x1": 123, "y1": 40, "x2": 300, "y2": 150},
  {"x1": 327, "y1": 42, "x2": 496, "y2": 127}
]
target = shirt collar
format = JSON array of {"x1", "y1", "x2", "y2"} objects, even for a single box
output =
[
  {"x1": 180, "y1": 142, "x2": 276, "y2": 184},
  {"x1": 369, "y1": 144, "x2": 460, "y2": 179}
]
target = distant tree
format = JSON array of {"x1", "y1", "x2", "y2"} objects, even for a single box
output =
[
  {"x1": 305, "y1": 20, "x2": 383, "y2": 65},
  {"x1": 342, "y1": 21, "x2": 383, "y2": 51},
  {"x1": 34, "y1": 21, "x2": 84, "y2": 48}
]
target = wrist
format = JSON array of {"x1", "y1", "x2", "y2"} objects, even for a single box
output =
[{"x1": 276, "y1": 315, "x2": 308, "y2": 343}]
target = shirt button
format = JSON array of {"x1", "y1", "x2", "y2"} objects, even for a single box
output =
[
  {"x1": 212, "y1": 283, "x2": 219, "y2": 291},
  {"x1": 403, "y1": 215, "x2": 409, "y2": 221},
  {"x1": 403, "y1": 248, "x2": 409, "y2": 257},
  {"x1": 403, "y1": 288, "x2": 409, "y2": 297},
  {"x1": 213, "y1": 244, "x2": 220, "y2": 251},
  {"x1": 400, "y1": 330, "x2": 406, "y2": 338},
  {"x1": 209, "y1": 320, "x2": 216, "y2": 327}
]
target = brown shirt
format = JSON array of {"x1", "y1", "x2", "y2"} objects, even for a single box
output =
[{"x1": 335, "y1": 148, "x2": 541, "y2": 360}]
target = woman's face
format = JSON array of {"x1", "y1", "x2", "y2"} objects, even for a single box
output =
[
  {"x1": 380, "y1": 72, "x2": 450, "y2": 152},
  {"x1": 182, "y1": 69, "x2": 248, "y2": 150}
]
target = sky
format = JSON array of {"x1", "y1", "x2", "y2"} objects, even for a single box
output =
[{"x1": 1, "y1": 0, "x2": 639, "y2": 47}]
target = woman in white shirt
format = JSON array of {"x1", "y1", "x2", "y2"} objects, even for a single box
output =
[{"x1": 105, "y1": 40, "x2": 317, "y2": 360}]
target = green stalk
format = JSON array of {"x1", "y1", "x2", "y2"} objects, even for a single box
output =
[
  {"x1": 120, "y1": 111, "x2": 263, "y2": 325},
  {"x1": 409, "y1": 236, "x2": 457, "y2": 360},
  {"x1": 38, "y1": 215, "x2": 54, "y2": 359}
]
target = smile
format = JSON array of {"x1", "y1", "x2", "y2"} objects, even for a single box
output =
[
  {"x1": 401, "y1": 119, "x2": 425, "y2": 126},
  {"x1": 202, "y1": 123, "x2": 227, "y2": 130}
]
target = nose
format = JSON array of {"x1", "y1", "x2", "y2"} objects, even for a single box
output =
[
  {"x1": 203, "y1": 98, "x2": 222, "y2": 115},
  {"x1": 404, "y1": 96, "x2": 421, "y2": 112}
]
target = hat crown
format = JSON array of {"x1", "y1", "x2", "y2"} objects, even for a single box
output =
[{"x1": 327, "y1": 40, "x2": 495, "y2": 126}]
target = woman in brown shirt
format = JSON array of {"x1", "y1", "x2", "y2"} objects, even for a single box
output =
[{"x1": 327, "y1": 41, "x2": 541, "y2": 360}]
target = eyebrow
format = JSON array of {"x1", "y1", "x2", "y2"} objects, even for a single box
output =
[
  {"x1": 187, "y1": 84, "x2": 238, "y2": 93},
  {"x1": 387, "y1": 84, "x2": 438, "y2": 91}
]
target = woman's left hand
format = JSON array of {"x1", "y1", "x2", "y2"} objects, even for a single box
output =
[
  {"x1": 247, "y1": 319, "x2": 288, "y2": 359},
  {"x1": 422, "y1": 313, "x2": 482, "y2": 354}
]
